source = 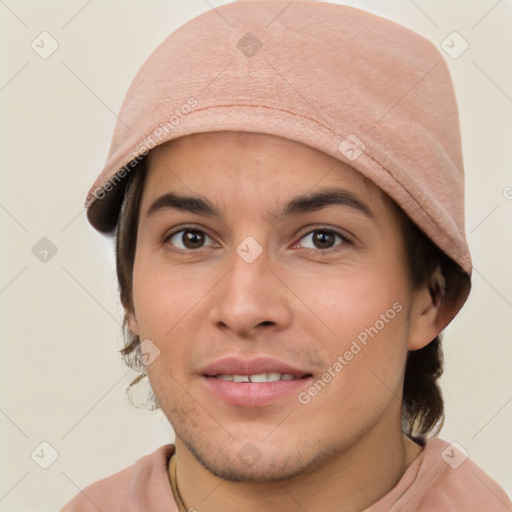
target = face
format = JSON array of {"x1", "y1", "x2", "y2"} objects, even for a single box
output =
[{"x1": 128, "y1": 131, "x2": 437, "y2": 482}]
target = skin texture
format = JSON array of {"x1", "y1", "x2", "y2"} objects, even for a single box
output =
[{"x1": 127, "y1": 131, "x2": 441, "y2": 512}]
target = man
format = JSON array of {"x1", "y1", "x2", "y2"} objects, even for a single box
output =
[{"x1": 61, "y1": 1, "x2": 512, "y2": 510}]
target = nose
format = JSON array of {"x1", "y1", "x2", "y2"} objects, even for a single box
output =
[{"x1": 207, "y1": 242, "x2": 293, "y2": 339}]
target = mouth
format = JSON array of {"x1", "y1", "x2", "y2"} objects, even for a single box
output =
[
  {"x1": 201, "y1": 372, "x2": 315, "y2": 407},
  {"x1": 199, "y1": 356, "x2": 315, "y2": 406},
  {"x1": 204, "y1": 372, "x2": 313, "y2": 382},
  {"x1": 199, "y1": 355, "x2": 313, "y2": 380}
]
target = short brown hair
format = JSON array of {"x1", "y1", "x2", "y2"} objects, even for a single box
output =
[{"x1": 114, "y1": 156, "x2": 469, "y2": 437}]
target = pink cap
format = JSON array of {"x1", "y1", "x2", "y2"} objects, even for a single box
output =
[{"x1": 85, "y1": 1, "x2": 472, "y2": 326}]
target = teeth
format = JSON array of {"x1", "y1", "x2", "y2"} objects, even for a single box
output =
[
  {"x1": 218, "y1": 374, "x2": 234, "y2": 381},
  {"x1": 217, "y1": 373, "x2": 298, "y2": 382},
  {"x1": 248, "y1": 373, "x2": 268, "y2": 383}
]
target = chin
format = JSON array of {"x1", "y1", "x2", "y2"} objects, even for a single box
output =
[
  {"x1": 178, "y1": 430, "x2": 331, "y2": 483},
  {"x1": 191, "y1": 443, "x2": 313, "y2": 482}
]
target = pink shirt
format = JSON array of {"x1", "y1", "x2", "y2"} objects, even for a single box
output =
[{"x1": 60, "y1": 437, "x2": 512, "y2": 511}]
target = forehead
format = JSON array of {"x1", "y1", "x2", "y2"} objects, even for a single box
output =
[{"x1": 144, "y1": 131, "x2": 387, "y2": 204}]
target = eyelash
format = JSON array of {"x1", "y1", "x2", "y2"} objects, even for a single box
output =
[{"x1": 163, "y1": 225, "x2": 351, "y2": 255}]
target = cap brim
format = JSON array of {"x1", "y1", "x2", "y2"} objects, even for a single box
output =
[{"x1": 86, "y1": 175, "x2": 128, "y2": 234}]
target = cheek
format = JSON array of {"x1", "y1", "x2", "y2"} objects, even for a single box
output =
[
  {"x1": 294, "y1": 264, "x2": 410, "y2": 400},
  {"x1": 296, "y1": 306, "x2": 409, "y2": 441},
  {"x1": 292, "y1": 261, "x2": 408, "y2": 343},
  {"x1": 131, "y1": 252, "x2": 203, "y2": 339}
]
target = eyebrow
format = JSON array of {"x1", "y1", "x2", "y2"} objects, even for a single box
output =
[{"x1": 145, "y1": 187, "x2": 374, "y2": 222}]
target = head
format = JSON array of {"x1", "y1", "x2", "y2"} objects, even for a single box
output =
[{"x1": 114, "y1": 130, "x2": 469, "y2": 481}]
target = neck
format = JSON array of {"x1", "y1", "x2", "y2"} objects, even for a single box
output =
[{"x1": 172, "y1": 420, "x2": 422, "y2": 512}]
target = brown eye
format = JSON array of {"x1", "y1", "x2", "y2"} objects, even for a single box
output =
[
  {"x1": 166, "y1": 229, "x2": 215, "y2": 250},
  {"x1": 312, "y1": 231, "x2": 335, "y2": 249},
  {"x1": 298, "y1": 229, "x2": 348, "y2": 252}
]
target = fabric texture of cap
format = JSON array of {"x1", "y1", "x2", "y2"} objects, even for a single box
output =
[{"x1": 84, "y1": 0, "x2": 472, "y2": 328}]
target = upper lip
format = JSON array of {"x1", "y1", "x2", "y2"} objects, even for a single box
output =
[{"x1": 200, "y1": 356, "x2": 312, "y2": 377}]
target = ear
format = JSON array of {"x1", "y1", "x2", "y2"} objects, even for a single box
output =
[{"x1": 407, "y1": 265, "x2": 445, "y2": 350}]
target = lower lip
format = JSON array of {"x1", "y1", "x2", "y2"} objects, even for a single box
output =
[{"x1": 201, "y1": 375, "x2": 313, "y2": 407}]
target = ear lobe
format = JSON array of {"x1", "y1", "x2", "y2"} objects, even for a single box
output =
[{"x1": 407, "y1": 266, "x2": 445, "y2": 351}]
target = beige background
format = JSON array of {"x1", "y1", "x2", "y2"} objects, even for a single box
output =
[{"x1": 1, "y1": 0, "x2": 511, "y2": 510}]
